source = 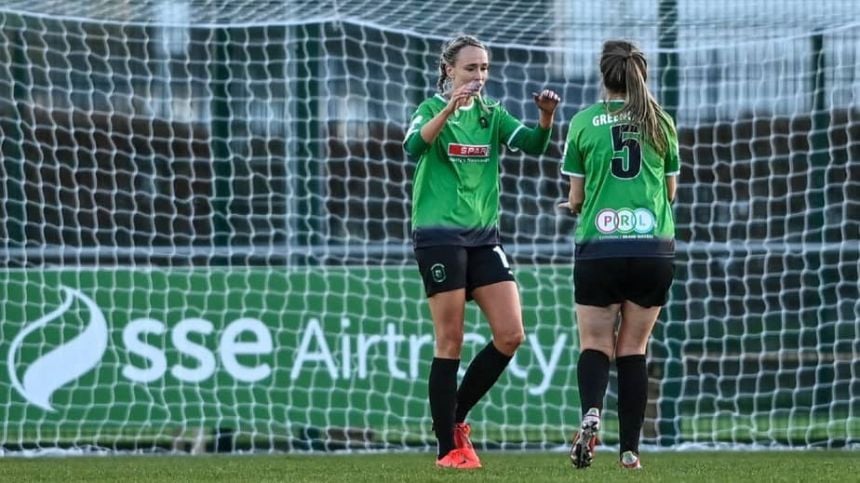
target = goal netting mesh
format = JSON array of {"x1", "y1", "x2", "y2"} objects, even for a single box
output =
[{"x1": 0, "y1": 0, "x2": 857, "y2": 453}]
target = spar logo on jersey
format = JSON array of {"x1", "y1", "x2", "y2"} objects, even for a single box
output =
[
  {"x1": 596, "y1": 208, "x2": 656, "y2": 235},
  {"x1": 448, "y1": 143, "x2": 489, "y2": 158}
]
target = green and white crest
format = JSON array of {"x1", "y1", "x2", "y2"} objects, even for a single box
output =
[{"x1": 430, "y1": 263, "x2": 447, "y2": 283}]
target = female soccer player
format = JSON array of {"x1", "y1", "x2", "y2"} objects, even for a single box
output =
[
  {"x1": 403, "y1": 34, "x2": 560, "y2": 469},
  {"x1": 559, "y1": 40, "x2": 679, "y2": 470}
]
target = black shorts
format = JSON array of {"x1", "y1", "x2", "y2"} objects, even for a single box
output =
[
  {"x1": 574, "y1": 257, "x2": 674, "y2": 307},
  {"x1": 414, "y1": 245, "x2": 516, "y2": 298}
]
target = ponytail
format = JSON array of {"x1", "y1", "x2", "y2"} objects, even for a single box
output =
[{"x1": 600, "y1": 40, "x2": 672, "y2": 156}]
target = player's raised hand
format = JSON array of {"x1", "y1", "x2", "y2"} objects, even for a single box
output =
[
  {"x1": 533, "y1": 89, "x2": 560, "y2": 114},
  {"x1": 446, "y1": 80, "x2": 482, "y2": 113}
]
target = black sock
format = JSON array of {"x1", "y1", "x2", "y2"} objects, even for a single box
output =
[
  {"x1": 577, "y1": 349, "x2": 611, "y2": 416},
  {"x1": 429, "y1": 357, "x2": 460, "y2": 458},
  {"x1": 616, "y1": 354, "x2": 647, "y2": 455},
  {"x1": 455, "y1": 341, "x2": 513, "y2": 423}
]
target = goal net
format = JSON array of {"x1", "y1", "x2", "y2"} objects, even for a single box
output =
[{"x1": 0, "y1": 0, "x2": 857, "y2": 453}]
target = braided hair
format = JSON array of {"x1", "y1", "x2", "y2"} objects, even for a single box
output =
[{"x1": 436, "y1": 35, "x2": 487, "y2": 94}]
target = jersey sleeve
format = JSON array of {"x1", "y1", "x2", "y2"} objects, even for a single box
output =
[
  {"x1": 561, "y1": 119, "x2": 585, "y2": 178},
  {"x1": 402, "y1": 102, "x2": 434, "y2": 158},
  {"x1": 498, "y1": 105, "x2": 551, "y2": 155},
  {"x1": 663, "y1": 116, "x2": 680, "y2": 176}
]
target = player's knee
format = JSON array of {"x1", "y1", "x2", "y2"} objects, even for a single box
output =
[
  {"x1": 579, "y1": 331, "x2": 614, "y2": 354},
  {"x1": 580, "y1": 341, "x2": 615, "y2": 359},
  {"x1": 615, "y1": 343, "x2": 647, "y2": 358},
  {"x1": 494, "y1": 328, "x2": 525, "y2": 355},
  {"x1": 435, "y1": 330, "x2": 464, "y2": 357}
]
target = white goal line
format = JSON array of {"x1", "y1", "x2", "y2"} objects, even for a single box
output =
[
  {"x1": 0, "y1": 240, "x2": 855, "y2": 262},
  {"x1": 683, "y1": 351, "x2": 856, "y2": 363}
]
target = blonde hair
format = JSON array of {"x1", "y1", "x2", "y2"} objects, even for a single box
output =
[
  {"x1": 436, "y1": 35, "x2": 486, "y2": 93},
  {"x1": 599, "y1": 40, "x2": 672, "y2": 156}
]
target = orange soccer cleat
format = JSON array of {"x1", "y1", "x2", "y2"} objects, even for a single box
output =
[
  {"x1": 436, "y1": 448, "x2": 482, "y2": 470},
  {"x1": 453, "y1": 422, "x2": 482, "y2": 467}
]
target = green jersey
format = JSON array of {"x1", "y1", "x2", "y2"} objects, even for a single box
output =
[
  {"x1": 404, "y1": 94, "x2": 551, "y2": 248},
  {"x1": 562, "y1": 100, "x2": 680, "y2": 259}
]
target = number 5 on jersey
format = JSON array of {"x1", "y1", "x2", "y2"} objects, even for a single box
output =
[{"x1": 610, "y1": 124, "x2": 641, "y2": 179}]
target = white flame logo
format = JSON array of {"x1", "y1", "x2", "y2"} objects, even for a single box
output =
[{"x1": 7, "y1": 286, "x2": 108, "y2": 412}]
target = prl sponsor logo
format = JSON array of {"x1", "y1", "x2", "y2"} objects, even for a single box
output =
[{"x1": 595, "y1": 208, "x2": 656, "y2": 235}]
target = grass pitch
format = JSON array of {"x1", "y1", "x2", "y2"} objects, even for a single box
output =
[{"x1": 0, "y1": 450, "x2": 857, "y2": 482}]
